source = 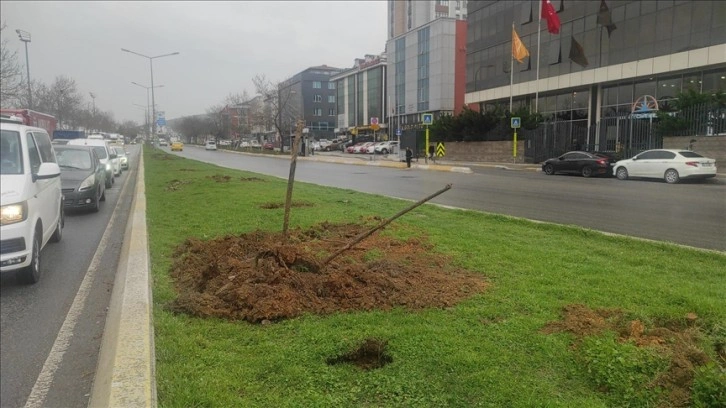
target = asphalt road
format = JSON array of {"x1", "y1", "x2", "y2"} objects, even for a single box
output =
[
  {"x1": 0, "y1": 146, "x2": 139, "y2": 408},
  {"x1": 177, "y1": 147, "x2": 725, "y2": 251}
]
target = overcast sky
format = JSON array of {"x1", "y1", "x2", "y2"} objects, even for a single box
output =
[{"x1": 1, "y1": 1, "x2": 388, "y2": 124}]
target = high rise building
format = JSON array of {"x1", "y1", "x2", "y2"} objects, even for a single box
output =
[
  {"x1": 388, "y1": 0, "x2": 468, "y2": 39},
  {"x1": 332, "y1": 54, "x2": 388, "y2": 139}
]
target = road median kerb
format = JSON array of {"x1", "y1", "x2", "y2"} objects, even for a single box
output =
[{"x1": 89, "y1": 154, "x2": 156, "y2": 408}]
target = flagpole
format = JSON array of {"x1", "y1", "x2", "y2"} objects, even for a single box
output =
[
  {"x1": 510, "y1": 23, "x2": 515, "y2": 113},
  {"x1": 535, "y1": 0, "x2": 541, "y2": 113}
]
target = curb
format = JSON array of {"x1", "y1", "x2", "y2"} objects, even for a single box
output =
[{"x1": 89, "y1": 153, "x2": 156, "y2": 407}]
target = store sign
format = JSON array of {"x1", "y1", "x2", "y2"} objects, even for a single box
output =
[{"x1": 630, "y1": 95, "x2": 659, "y2": 119}]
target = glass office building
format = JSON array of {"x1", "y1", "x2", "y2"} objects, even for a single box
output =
[{"x1": 465, "y1": 0, "x2": 726, "y2": 150}]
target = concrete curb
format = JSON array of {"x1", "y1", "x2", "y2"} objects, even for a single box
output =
[{"x1": 89, "y1": 153, "x2": 156, "y2": 407}]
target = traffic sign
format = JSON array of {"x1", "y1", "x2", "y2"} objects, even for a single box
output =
[
  {"x1": 370, "y1": 117, "x2": 379, "y2": 125},
  {"x1": 422, "y1": 113, "x2": 433, "y2": 125},
  {"x1": 511, "y1": 117, "x2": 521, "y2": 129},
  {"x1": 396, "y1": 128, "x2": 401, "y2": 136},
  {"x1": 436, "y1": 142, "x2": 446, "y2": 157},
  {"x1": 371, "y1": 124, "x2": 380, "y2": 131}
]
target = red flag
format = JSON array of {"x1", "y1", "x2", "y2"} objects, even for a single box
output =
[{"x1": 541, "y1": 0, "x2": 561, "y2": 34}]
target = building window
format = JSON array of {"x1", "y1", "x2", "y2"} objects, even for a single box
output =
[
  {"x1": 328, "y1": 82, "x2": 335, "y2": 90},
  {"x1": 328, "y1": 95, "x2": 336, "y2": 103},
  {"x1": 417, "y1": 26, "x2": 430, "y2": 112},
  {"x1": 313, "y1": 94, "x2": 322, "y2": 102},
  {"x1": 313, "y1": 108, "x2": 322, "y2": 116},
  {"x1": 329, "y1": 108, "x2": 336, "y2": 116},
  {"x1": 313, "y1": 81, "x2": 322, "y2": 89}
]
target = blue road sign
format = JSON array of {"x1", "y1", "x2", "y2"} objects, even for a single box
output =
[
  {"x1": 157, "y1": 118, "x2": 167, "y2": 126},
  {"x1": 511, "y1": 117, "x2": 521, "y2": 129},
  {"x1": 422, "y1": 113, "x2": 433, "y2": 125},
  {"x1": 396, "y1": 128, "x2": 401, "y2": 136}
]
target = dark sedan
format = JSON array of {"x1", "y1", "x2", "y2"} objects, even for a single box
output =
[
  {"x1": 55, "y1": 145, "x2": 106, "y2": 212},
  {"x1": 542, "y1": 151, "x2": 615, "y2": 178}
]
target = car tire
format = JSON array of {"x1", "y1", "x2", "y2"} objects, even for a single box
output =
[
  {"x1": 664, "y1": 169, "x2": 680, "y2": 184},
  {"x1": 105, "y1": 174, "x2": 112, "y2": 188},
  {"x1": 581, "y1": 166, "x2": 593, "y2": 178},
  {"x1": 544, "y1": 164, "x2": 555, "y2": 175},
  {"x1": 90, "y1": 190, "x2": 100, "y2": 212},
  {"x1": 18, "y1": 230, "x2": 41, "y2": 284},
  {"x1": 50, "y1": 205, "x2": 63, "y2": 243},
  {"x1": 616, "y1": 167, "x2": 628, "y2": 180},
  {"x1": 382, "y1": 149, "x2": 389, "y2": 155},
  {"x1": 100, "y1": 186, "x2": 106, "y2": 201}
]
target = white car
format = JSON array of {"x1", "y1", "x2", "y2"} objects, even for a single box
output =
[
  {"x1": 113, "y1": 146, "x2": 129, "y2": 170},
  {"x1": 1, "y1": 116, "x2": 64, "y2": 283},
  {"x1": 205, "y1": 140, "x2": 217, "y2": 150},
  {"x1": 375, "y1": 141, "x2": 399, "y2": 155},
  {"x1": 613, "y1": 149, "x2": 717, "y2": 184},
  {"x1": 67, "y1": 137, "x2": 116, "y2": 188}
]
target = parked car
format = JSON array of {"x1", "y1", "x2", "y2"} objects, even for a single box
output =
[
  {"x1": 55, "y1": 145, "x2": 105, "y2": 213},
  {"x1": 205, "y1": 140, "x2": 217, "y2": 150},
  {"x1": 1, "y1": 116, "x2": 63, "y2": 283},
  {"x1": 541, "y1": 151, "x2": 616, "y2": 178},
  {"x1": 375, "y1": 141, "x2": 399, "y2": 155},
  {"x1": 346, "y1": 142, "x2": 364, "y2": 154},
  {"x1": 355, "y1": 142, "x2": 375, "y2": 154},
  {"x1": 263, "y1": 142, "x2": 274, "y2": 150},
  {"x1": 323, "y1": 140, "x2": 346, "y2": 151},
  {"x1": 67, "y1": 137, "x2": 116, "y2": 188},
  {"x1": 365, "y1": 142, "x2": 382, "y2": 154},
  {"x1": 113, "y1": 146, "x2": 129, "y2": 169},
  {"x1": 170, "y1": 141, "x2": 184, "y2": 152},
  {"x1": 159, "y1": 139, "x2": 168, "y2": 147},
  {"x1": 613, "y1": 149, "x2": 717, "y2": 184}
]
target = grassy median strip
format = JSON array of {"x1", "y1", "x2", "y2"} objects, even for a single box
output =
[{"x1": 145, "y1": 148, "x2": 726, "y2": 408}]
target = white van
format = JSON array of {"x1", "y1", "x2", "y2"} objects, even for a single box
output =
[
  {"x1": 205, "y1": 140, "x2": 217, "y2": 150},
  {"x1": 67, "y1": 137, "x2": 117, "y2": 187},
  {"x1": 1, "y1": 117, "x2": 64, "y2": 283}
]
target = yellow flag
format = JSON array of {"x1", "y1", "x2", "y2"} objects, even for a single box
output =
[{"x1": 512, "y1": 27, "x2": 529, "y2": 63}]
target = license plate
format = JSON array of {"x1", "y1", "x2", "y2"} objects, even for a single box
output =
[{"x1": 702, "y1": 163, "x2": 713, "y2": 167}]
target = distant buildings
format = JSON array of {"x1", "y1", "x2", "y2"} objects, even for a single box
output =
[{"x1": 331, "y1": 54, "x2": 388, "y2": 138}]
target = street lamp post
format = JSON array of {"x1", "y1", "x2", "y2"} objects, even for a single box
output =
[
  {"x1": 16, "y1": 29, "x2": 32, "y2": 110},
  {"x1": 121, "y1": 48, "x2": 179, "y2": 136},
  {"x1": 131, "y1": 81, "x2": 164, "y2": 138}
]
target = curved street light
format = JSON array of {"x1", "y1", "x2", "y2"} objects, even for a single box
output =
[
  {"x1": 121, "y1": 48, "x2": 179, "y2": 135},
  {"x1": 131, "y1": 82, "x2": 164, "y2": 137}
]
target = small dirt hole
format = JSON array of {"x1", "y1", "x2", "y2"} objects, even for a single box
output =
[{"x1": 326, "y1": 338, "x2": 392, "y2": 370}]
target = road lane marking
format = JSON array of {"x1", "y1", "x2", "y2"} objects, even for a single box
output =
[{"x1": 24, "y1": 168, "x2": 134, "y2": 408}]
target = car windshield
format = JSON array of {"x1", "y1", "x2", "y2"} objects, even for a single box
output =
[
  {"x1": 56, "y1": 148, "x2": 92, "y2": 170},
  {"x1": 92, "y1": 146, "x2": 108, "y2": 159},
  {"x1": 0, "y1": 130, "x2": 23, "y2": 175},
  {"x1": 114, "y1": 147, "x2": 126, "y2": 156},
  {"x1": 678, "y1": 151, "x2": 704, "y2": 158}
]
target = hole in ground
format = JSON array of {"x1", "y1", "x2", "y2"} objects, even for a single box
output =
[{"x1": 326, "y1": 338, "x2": 392, "y2": 370}]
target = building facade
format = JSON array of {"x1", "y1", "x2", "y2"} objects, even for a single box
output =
[
  {"x1": 388, "y1": 0, "x2": 468, "y2": 39},
  {"x1": 465, "y1": 0, "x2": 726, "y2": 154},
  {"x1": 278, "y1": 65, "x2": 343, "y2": 142},
  {"x1": 332, "y1": 54, "x2": 388, "y2": 139},
  {"x1": 386, "y1": 18, "x2": 467, "y2": 135}
]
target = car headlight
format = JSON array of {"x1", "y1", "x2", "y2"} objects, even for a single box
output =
[
  {"x1": 79, "y1": 174, "x2": 95, "y2": 191},
  {"x1": 105, "y1": 163, "x2": 111, "y2": 171},
  {"x1": 1, "y1": 201, "x2": 28, "y2": 225}
]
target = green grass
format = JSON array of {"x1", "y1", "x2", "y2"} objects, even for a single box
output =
[{"x1": 145, "y1": 147, "x2": 726, "y2": 407}]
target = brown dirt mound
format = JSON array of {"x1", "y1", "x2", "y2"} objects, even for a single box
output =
[
  {"x1": 326, "y1": 338, "x2": 393, "y2": 370},
  {"x1": 543, "y1": 304, "x2": 717, "y2": 407},
  {"x1": 169, "y1": 221, "x2": 488, "y2": 323}
]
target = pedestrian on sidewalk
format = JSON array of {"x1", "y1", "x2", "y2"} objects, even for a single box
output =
[{"x1": 405, "y1": 147, "x2": 413, "y2": 168}]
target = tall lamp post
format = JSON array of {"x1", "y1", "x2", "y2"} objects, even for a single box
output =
[
  {"x1": 131, "y1": 81, "x2": 163, "y2": 138},
  {"x1": 16, "y1": 29, "x2": 32, "y2": 110},
  {"x1": 121, "y1": 48, "x2": 179, "y2": 136},
  {"x1": 133, "y1": 103, "x2": 149, "y2": 136}
]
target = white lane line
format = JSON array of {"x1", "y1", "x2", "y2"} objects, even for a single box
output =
[{"x1": 24, "y1": 169, "x2": 133, "y2": 408}]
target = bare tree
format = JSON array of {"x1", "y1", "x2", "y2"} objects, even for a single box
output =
[
  {"x1": 252, "y1": 74, "x2": 297, "y2": 145},
  {"x1": 0, "y1": 22, "x2": 24, "y2": 107}
]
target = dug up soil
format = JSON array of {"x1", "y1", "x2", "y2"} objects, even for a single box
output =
[
  {"x1": 543, "y1": 304, "x2": 724, "y2": 407},
  {"x1": 169, "y1": 220, "x2": 488, "y2": 323}
]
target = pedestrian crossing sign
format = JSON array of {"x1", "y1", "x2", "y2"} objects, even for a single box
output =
[{"x1": 511, "y1": 117, "x2": 521, "y2": 129}]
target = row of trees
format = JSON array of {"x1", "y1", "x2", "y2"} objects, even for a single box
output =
[
  {"x1": 1, "y1": 22, "x2": 137, "y2": 135},
  {"x1": 170, "y1": 74, "x2": 293, "y2": 146},
  {"x1": 429, "y1": 105, "x2": 543, "y2": 142}
]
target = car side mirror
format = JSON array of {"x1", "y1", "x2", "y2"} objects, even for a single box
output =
[
  {"x1": 558, "y1": 157, "x2": 564, "y2": 161},
  {"x1": 109, "y1": 153, "x2": 117, "y2": 159},
  {"x1": 632, "y1": 157, "x2": 638, "y2": 161}
]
